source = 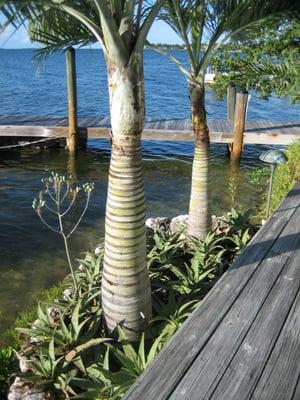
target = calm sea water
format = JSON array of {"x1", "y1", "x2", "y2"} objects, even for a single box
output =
[{"x1": 0, "y1": 49, "x2": 299, "y2": 335}]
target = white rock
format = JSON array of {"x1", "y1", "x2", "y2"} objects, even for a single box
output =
[
  {"x1": 78, "y1": 263, "x2": 85, "y2": 271},
  {"x1": 170, "y1": 215, "x2": 189, "y2": 234},
  {"x1": 94, "y1": 246, "x2": 102, "y2": 256},
  {"x1": 18, "y1": 356, "x2": 32, "y2": 374},
  {"x1": 47, "y1": 307, "x2": 60, "y2": 319},
  {"x1": 63, "y1": 287, "x2": 74, "y2": 300},
  {"x1": 145, "y1": 218, "x2": 155, "y2": 229},
  {"x1": 8, "y1": 377, "x2": 55, "y2": 400},
  {"x1": 146, "y1": 217, "x2": 171, "y2": 234}
]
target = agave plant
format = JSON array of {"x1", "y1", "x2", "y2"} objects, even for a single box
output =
[
  {"x1": 152, "y1": 287, "x2": 199, "y2": 338},
  {"x1": 75, "y1": 252, "x2": 103, "y2": 307},
  {"x1": 230, "y1": 229, "x2": 251, "y2": 255},
  {"x1": 168, "y1": 231, "x2": 227, "y2": 295},
  {"x1": 228, "y1": 208, "x2": 254, "y2": 235},
  {"x1": 100, "y1": 327, "x2": 166, "y2": 399},
  {"x1": 147, "y1": 230, "x2": 185, "y2": 268},
  {"x1": 8, "y1": 210, "x2": 258, "y2": 398},
  {"x1": 16, "y1": 254, "x2": 111, "y2": 398}
]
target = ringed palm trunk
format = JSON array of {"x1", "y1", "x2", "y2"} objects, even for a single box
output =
[
  {"x1": 101, "y1": 55, "x2": 152, "y2": 341},
  {"x1": 188, "y1": 83, "x2": 210, "y2": 239}
]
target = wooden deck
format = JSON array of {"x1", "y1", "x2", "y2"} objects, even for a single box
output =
[
  {"x1": 124, "y1": 182, "x2": 300, "y2": 400},
  {"x1": 0, "y1": 115, "x2": 299, "y2": 144}
]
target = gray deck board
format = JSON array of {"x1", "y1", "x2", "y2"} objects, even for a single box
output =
[
  {"x1": 169, "y1": 252, "x2": 289, "y2": 400},
  {"x1": 0, "y1": 115, "x2": 299, "y2": 144},
  {"x1": 251, "y1": 286, "x2": 300, "y2": 400},
  {"x1": 123, "y1": 182, "x2": 300, "y2": 400},
  {"x1": 293, "y1": 376, "x2": 300, "y2": 399},
  {"x1": 210, "y1": 248, "x2": 300, "y2": 400}
]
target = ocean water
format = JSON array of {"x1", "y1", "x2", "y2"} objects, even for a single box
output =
[
  {"x1": 0, "y1": 49, "x2": 299, "y2": 335},
  {"x1": 1, "y1": 48, "x2": 300, "y2": 120}
]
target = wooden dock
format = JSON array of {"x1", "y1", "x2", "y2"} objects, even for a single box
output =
[
  {"x1": 0, "y1": 115, "x2": 299, "y2": 145},
  {"x1": 124, "y1": 181, "x2": 300, "y2": 400}
]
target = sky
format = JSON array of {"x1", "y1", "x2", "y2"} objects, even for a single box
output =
[{"x1": 0, "y1": 20, "x2": 181, "y2": 49}]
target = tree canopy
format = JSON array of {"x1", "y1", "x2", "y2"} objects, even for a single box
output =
[{"x1": 211, "y1": 21, "x2": 300, "y2": 103}]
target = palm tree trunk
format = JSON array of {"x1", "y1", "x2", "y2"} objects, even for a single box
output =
[
  {"x1": 188, "y1": 83, "x2": 210, "y2": 239},
  {"x1": 101, "y1": 57, "x2": 152, "y2": 341}
]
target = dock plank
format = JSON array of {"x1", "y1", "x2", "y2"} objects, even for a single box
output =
[
  {"x1": 251, "y1": 288, "x2": 300, "y2": 400},
  {"x1": 210, "y1": 248, "x2": 300, "y2": 400},
  {"x1": 292, "y1": 376, "x2": 300, "y2": 399},
  {"x1": 123, "y1": 207, "x2": 298, "y2": 399},
  {"x1": 123, "y1": 182, "x2": 300, "y2": 400},
  {"x1": 169, "y1": 252, "x2": 289, "y2": 399},
  {"x1": 0, "y1": 116, "x2": 299, "y2": 145}
]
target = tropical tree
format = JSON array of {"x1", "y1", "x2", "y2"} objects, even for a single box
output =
[
  {"x1": 0, "y1": 0, "x2": 164, "y2": 341},
  {"x1": 157, "y1": 0, "x2": 300, "y2": 239},
  {"x1": 211, "y1": 21, "x2": 300, "y2": 103}
]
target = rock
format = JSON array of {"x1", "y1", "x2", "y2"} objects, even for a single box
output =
[
  {"x1": 16, "y1": 346, "x2": 36, "y2": 374},
  {"x1": 94, "y1": 246, "x2": 102, "y2": 256},
  {"x1": 78, "y1": 263, "x2": 85, "y2": 271},
  {"x1": 29, "y1": 337, "x2": 39, "y2": 345},
  {"x1": 146, "y1": 217, "x2": 171, "y2": 235},
  {"x1": 170, "y1": 215, "x2": 189, "y2": 234},
  {"x1": 18, "y1": 356, "x2": 32, "y2": 374},
  {"x1": 16, "y1": 347, "x2": 36, "y2": 374},
  {"x1": 47, "y1": 307, "x2": 60, "y2": 319},
  {"x1": 211, "y1": 214, "x2": 231, "y2": 234},
  {"x1": 8, "y1": 377, "x2": 55, "y2": 400},
  {"x1": 63, "y1": 287, "x2": 75, "y2": 301},
  {"x1": 145, "y1": 214, "x2": 235, "y2": 238},
  {"x1": 46, "y1": 307, "x2": 60, "y2": 328}
]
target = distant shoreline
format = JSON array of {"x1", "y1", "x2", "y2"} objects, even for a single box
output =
[{"x1": 1, "y1": 46, "x2": 186, "y2": 51}]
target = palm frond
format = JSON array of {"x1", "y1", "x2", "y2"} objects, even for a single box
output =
[
  {"x1": 28, "y1": 7, "x2": 95, "y2": 60},
  {"x1": 0, "y1": 0, "x2": 164, "y2": 63},
  {"x1": 156, "y1": 0, "x2": 300, "y2": 81}
]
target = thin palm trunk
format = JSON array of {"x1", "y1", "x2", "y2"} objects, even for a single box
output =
[
  {"x1": 101, "y1": 57, "x2": 152, "y2": 341},
  {"x1": 188, "y1": 83, "x2": 210, "y2": 239}
]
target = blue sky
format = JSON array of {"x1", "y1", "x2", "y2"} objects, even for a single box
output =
[{"x1": 0, "y1": 20, "x2": 181, "y2": 49}]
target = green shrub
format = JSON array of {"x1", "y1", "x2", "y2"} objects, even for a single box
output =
[
  {"x1": 250, "y1": 142, "x2": 300, "y2": 218},
  {"x1": 1, "y1": 212, "x2": 257, "y2": 399},
  {"x1": 271, "y1": 141, "x2": 300, "y2": 211},
  {"x1": 0, "y1": 346, "x2": 16, "y2": 398}
]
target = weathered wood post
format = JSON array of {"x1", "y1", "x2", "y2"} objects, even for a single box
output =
[
  {"x1": 66, "y1": 47, "x2": 78, "y2": 155},
  {"x1": 230, "y1": 90, "x2": 248, "y2": 163},
  {"x1": 227, "y1": 84, "x2": 236, "y2": 122}
]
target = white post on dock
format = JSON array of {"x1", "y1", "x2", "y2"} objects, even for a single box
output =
[
  {"x1": 66, "y1": 47, "x2": 78, "y2": 155},
  {"x1": 230, "y1": 89, "x2": 248, "y2": 163}
]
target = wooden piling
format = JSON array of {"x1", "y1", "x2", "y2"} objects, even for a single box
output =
[
  {"x1": 227, "y1": 84, "x2": 236, "y2": 122},
  {"x1": 66, "y1": 47, "x2": 78, "y2": 155},
  {"x1": 230, "y1": 90, "x2": 248, "y2": 163}
]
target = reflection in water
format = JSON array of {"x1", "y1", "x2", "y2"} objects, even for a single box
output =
[
  {"x1": 67, "y1": 155, "x2": 78, "y2": 183},
  {"x1": 0, "y1": 140, "x2": 268, "y2": 334}
]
